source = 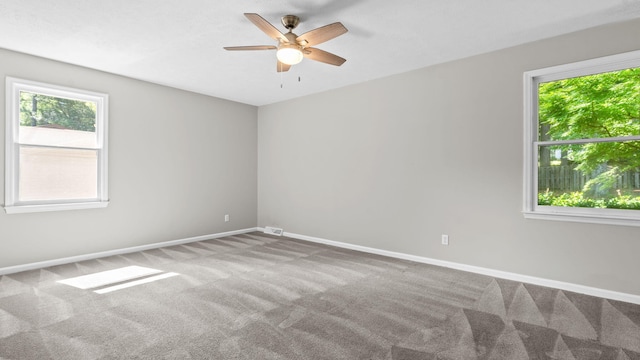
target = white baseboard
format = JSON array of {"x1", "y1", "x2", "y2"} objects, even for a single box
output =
[
  {"x1": 0, "y1": 227, "x2": 259, "y2": 276},
  {"x1": 276, "y1": 229, "x2": 640, "y2": 305},
  {"x1": 6, "y1": 226, "x2": 639, "y2": 305}
]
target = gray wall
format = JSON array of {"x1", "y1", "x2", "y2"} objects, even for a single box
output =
[
  {"x1": 258, "y1": 19, "x2": 640, "y2": 296},
  {"x1": 0, "y1": 49, "x2": 258, "y2": 268}
]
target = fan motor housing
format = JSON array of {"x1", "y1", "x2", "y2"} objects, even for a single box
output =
[{"x1": 283, "y1": 32, "x2": 298, "y2": 43}]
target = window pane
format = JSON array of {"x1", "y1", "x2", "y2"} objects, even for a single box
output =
[
  {"x1": 19, "y1": 146, "x2": 98, "y2": 202},
  {"x1": 538, "y1": 68, "x2": 640, "y2": 142},
  {"x1": 537, "y1": 142, "x2": 640, "y2": 209},
  {"x1": 18, "y1": 91, "x2": 97, "y2": 147}
]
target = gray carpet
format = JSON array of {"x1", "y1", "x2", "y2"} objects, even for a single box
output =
[{"x1": 1, "y1": 232, "x2": 639, "y2": 359}]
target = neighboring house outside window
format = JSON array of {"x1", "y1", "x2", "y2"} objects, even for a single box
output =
[
  {"x1": 523, "y1": 51, "x2": 640, "y2": 226},
  {"x1": 4, "y1": 77, "x2": 109, "y2": 214}
]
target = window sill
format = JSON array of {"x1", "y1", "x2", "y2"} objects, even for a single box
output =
[
  {"x1": 4, "y1": 201, "x2": 109, "y2": 214},
  {"x1": 523, "y1": 207, "x2": 640, "y2": 227}
]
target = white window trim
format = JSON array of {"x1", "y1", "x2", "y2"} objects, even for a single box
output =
[
  {"x1": 4, "y1": 77, "x2": 109, "y2": 214},
  {"x1": 523, "y1": 50, "x2": 640, "y2": 227}
]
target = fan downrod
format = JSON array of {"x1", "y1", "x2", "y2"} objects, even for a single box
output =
[{"x1": 281, "y1": 15, "x2": 300, "y2": 31}]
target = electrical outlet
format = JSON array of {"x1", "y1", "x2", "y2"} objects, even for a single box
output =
[
  {"x1": 441, "y1": 234, "x2": 449, "y2": 246},
  {"x1": 224, "y1": 214, "x2": 229, "y2": 222}
]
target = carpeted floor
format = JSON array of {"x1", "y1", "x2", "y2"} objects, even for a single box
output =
[{"x1": 1, "y1": 232, "x2": 639, "y2": 359}]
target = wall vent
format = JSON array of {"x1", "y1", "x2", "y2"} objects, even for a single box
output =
[{"x1": 264, "y1": 226, "x2": 283, "y2": 236}]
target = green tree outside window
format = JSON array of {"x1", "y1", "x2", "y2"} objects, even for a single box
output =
[
  {"x1": 19, "y1": 91, "x2": 97, "y2": 132},
  {"x1": 537, "y1": 67, "x2": 640, "y2": 208}
]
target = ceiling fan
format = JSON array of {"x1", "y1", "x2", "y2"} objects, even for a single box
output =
[{"x1": 224, "y1": 13, "x2": 348, "y2": 72}]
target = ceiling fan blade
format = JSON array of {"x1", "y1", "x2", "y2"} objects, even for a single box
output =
[
  {"x1": 277, "y1": 61, "x2": 291, "y2": 73},
  {"x1": 244, "y1": 13, "x2": 288, "y2": 43},
  {"x1": 303, "y1": 47, "x2": 346, "y2": 66},
  {"x1": 296, "y1": 22, "x2": 347, "y2": 47},
  {"x1": 224, "y1": 45, "x2": 277, "y2": 51}
]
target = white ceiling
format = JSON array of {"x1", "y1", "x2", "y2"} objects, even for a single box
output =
[{"x1": 1, "y1": 0, "x2": 640, "y2": 106}]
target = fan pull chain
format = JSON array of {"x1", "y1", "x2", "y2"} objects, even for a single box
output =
[{"x1": 279, "y1": 70, "x2": 301, "y2": 89}]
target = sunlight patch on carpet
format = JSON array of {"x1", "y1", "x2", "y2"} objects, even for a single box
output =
[
  {"x1": 57, "y1": 265, "x2": 178, "y2": 293},
  {"x1": 94, "y1": 272, "x2": 179, "y2": 294}
]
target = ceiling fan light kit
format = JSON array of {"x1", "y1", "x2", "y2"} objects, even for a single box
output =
[
  {"x1": 277, "y1": 44, "x2": 303, "y2": 65},
  {"x1": 224, "y1": 13, "x2": 348, "y2": 72}
]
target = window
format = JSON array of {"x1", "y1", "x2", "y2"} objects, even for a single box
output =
[
  {"x1": 523, "y1": 51, "x2": 640, "y2": 226},
  {"x1": 4, "y1": 77, "x2": 108, "y2": 214}
]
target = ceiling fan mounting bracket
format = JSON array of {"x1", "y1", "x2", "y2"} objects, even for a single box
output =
[{"x1": 281, "y1": 15, "x2": 300, "y2": 31}]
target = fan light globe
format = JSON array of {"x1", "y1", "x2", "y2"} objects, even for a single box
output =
[{"x1": 277, "y1": 45, "x2": 303, "y2": 65}]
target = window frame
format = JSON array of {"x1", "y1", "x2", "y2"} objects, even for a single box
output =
[
  {"x1": 4, "y1": 77, "x2": 109, "y2": 214},
  {"x1": 523, "y1": 50, "x2": 640, "y2": 226}
]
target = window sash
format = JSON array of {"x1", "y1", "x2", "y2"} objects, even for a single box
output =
[
  {"x1": 536, "y1": 135, "x2": 640, "y2": 147},
  {"x1": 17, "y1": 145, "x2": 101, "y2": 203}
]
